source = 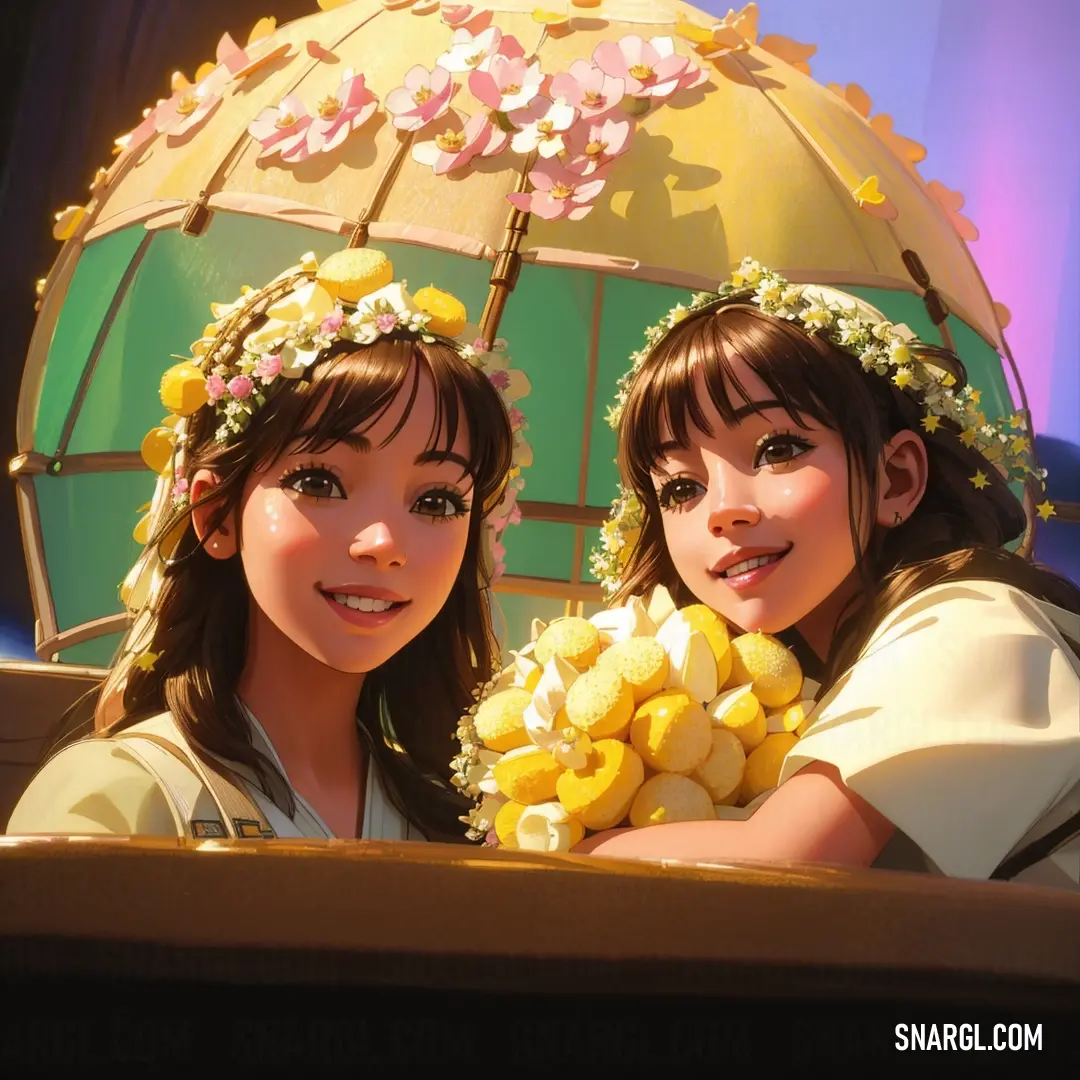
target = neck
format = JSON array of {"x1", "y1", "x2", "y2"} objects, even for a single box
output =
[
  {"x1": 237, "y1": 604, "x2": 366, "y2": 774},
  {"x1": 794, "y1": 567, "x2": 867, "y2": 664}
]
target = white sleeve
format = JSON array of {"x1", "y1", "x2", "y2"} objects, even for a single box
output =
[
  {"x1": 6, "y1": 738, "x2": 182, "y2": 837},
  {"x1": 778, "y1": 580, "x2": 1080, "y2": 879}
]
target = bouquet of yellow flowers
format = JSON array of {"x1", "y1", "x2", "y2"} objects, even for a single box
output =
[{"x1": 452, "y1": 587, "x2": 819, "y2": 851}]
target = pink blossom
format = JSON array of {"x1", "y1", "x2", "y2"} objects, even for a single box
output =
[
  {"x1": 508, "y1": 96, "x2": 578, "y2": 158},
  {"x1": 154, "y1": 68, "x2": 229, "y2": 142},
  {"x1": 509, "y1": 503, "x2": 522, "y2": 526},
  {"x1": 441, "y1": 5, "x2": 494, "y2": 35},
  {"x1": 254, "y1": 354, "x2": 282, "y2": 381},
  {"x1": 437, "y1": 26, "x2": 506, "y2": 74},
  {"x1": 506, "y1": 159, "x2": 606, "y2": 221},
  {"x1": 227, "y1": 375, "x2": 254, "y2": 400},
  {"x1": 469, "y1": 54, "x2": 543, "y2": 113},
  {"x1": 592, "y1": 35, "x2": 690, "y2": 99},
  {"x1": 508, "y1": 406, "x2": 526, "y2": 428},
  {"x1": 375, "y1": 313, "x2": 399, "y2": 333},
  {"x1": 385, "y1": 65, "x2": 454, "y2": 132},
  {"x1": 320, "y1": 310, "x2": 345, "y2": 335},
  {"x1": 472, "y1": 337, "x2": 491, "y2": 352},
  {"x1": 673, "y1": 63, "x2": 708, "y2": 92},
  {"x1": 550, "y1": 60, "x2": 626, "y2": 119},
  {"x1": 172, "y1": 477, "x2": 190, "y2": 500},
  {"x1": 205, "y1": 374, "x2": 227, "y2": 402},
  {"x1": 248, "y1": 94, "x2": 313, "y2": 163},
  {"x1": 487, "y1": 369, "x2": 510, "y2": 391},
  {"x1": 563, "y1": 114, "x2": 633, "y2": 174},
  {"x1": 305, "y1": 69, "x2": 379, "y2": 154},
  {"x1": 412, "y1": 112, "x2": 510, "y2": 175}
]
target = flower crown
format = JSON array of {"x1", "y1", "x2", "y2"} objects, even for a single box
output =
[
  {"x1": 590, "y1": 256, "x2": 1052, "y2": 597},
  {"x1": 125, "y1": 248, "x2": 531, "y2": 621}
]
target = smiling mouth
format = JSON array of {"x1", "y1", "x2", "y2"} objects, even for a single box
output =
[
  {"x1": 320, "y1": 590, "x2": 410, "y2": 613},
  {"x1": 712, "y1": 545, "x2": 793, "y2": 579}
]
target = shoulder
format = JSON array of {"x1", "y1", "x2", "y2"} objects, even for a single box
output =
[{"x1": 6, "y1": 713, "x2": 186, "y2": 837}]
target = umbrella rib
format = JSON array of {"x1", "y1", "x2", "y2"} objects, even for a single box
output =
[
  {"x1": 728, "y1": 52, "x2": 881, "y2": 275},
  {"x1": 54, "y1": 232, "x2": 154, "y2": 459},
  {"x1": 182, "y1": 8, "x2": 389, "y2": 230}
]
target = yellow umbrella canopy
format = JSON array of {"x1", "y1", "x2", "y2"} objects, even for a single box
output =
[{"x1": 16, "y1": 0, "x2": 1024, "y2": 666}]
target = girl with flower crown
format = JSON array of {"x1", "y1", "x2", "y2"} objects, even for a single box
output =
[
  {"x1": 7, "y1": 248, "x2": 528, "y2": 844},
  {"x1": 576, "y1": 259, "x2": 1080, "y2": 889}
]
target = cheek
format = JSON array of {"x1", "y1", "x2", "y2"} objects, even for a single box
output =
[
  {"x1": 409, "y1": 519, "x2": 470, "y2": 591},
  {"x1": 661, "y1": 504, "x2": 712, "y2": 570},
  {"x1": 240, "y1": 490, "x2": 326, "y2": 573}
]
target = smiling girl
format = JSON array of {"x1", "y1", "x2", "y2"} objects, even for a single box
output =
[
  {"x1": 7, "y1": 249, "x2": 525, "y2": 843},
  {"x1": 576, "y1": 259, "x2": 1080, "y2": 889}
]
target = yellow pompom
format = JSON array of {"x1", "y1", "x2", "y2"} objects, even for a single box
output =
[
  {"x1": 535, "y1": 617, "x2": 600, "y2": 670},
  {"x1": 140, "y1": 427, "x2": 176, "y2": 475},
  {"x1": 414, "y1": 286, "x2": 468, "y2": 337},
  {"x1": 315, "y1": 248, "x2": 394, "y2": 304},
  {"x1": 630, "y1": 691, "x2": 712, "y2": 774},
  {"x1": 692, "y1": 727, "x2": 746, "y2": 802},
  {"x1": 492, "y1": 747, "x2": 563, "y2": 805},
  {"x1": 473, "y1": 687, "x2": 533, "y2": 752},
  {"x1": 629, "y1": 773, "x2": 716, "y2": 828},
  {"x1": 742, "y1": 732, "x2": 799, "y2": 803},
  {"x1": 565, "y1": 665, "x2": 634, "y2": 740},
  {"x1": 726, "y1": 632, "x2": 802, "y2": 708},
  {"x1": 556, "y1": 739, "x2": 644, "y2": 831},
  {"x1": 160, "y1": 362, "x2": 209, "y2": 417},
  {"x1": 596, "y1": 636, "x2": 669, "y2": 704},
  {"x1": 494, "y1": 800, "x2": 526, "y2": 848}
]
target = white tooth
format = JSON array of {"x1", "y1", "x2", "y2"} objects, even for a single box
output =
[
  {"x1": 334, "y1": 593, "x2": 349, "y2": 606},
  {"x1": 360, "y1": 596, "x2": 377, "y2": 612},
  {"x1": 371, "y1": 599, "x2": 392, "y2": 612},
  {"x1": 346, "y1": 595, "x2": 362, "y2": 610}
]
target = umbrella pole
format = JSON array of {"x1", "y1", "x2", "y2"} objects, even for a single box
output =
[
  {"x1": 348, "y1": 131, "x2": 414, "y2": 249},
  {"x1": 479, "y1": 154, "x2": 536, "y2": 345}
]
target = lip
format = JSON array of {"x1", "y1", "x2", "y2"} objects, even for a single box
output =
[
  {"x1": 318, "y1": 583, "x2": 410, "y2": 604},
  {"x1": 320, "y1": 590, "x2": 411, "y2": 629},
  {"x1": 709, "y1": 544, "x2": 793, "y2": 578}
]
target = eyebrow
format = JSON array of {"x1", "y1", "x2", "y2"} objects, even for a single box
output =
[
  {"x1": 657, "y1": 399, "x2": 785, "y2": 453},
  {"x1": 297, "y1": 432, "x2": 474, "y2": 476}
]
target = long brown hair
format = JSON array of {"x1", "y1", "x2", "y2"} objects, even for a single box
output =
[
  {"x1": 615, "y1": 302, "x2": 1080, "y2": 691},
  {"x1": 91, "y1": 333, "x2": 513, "y2": 841}
]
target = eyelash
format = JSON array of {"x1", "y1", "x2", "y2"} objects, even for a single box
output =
[
  {"x1": 753, "y1": 429, "x2": 815, "y2": 469},
  {"x1": 278, "y1": 463, "x2": 471, "y2": 521},
  {"x1": 654, "y1": 430, "x2": 815, "y2": 511}
]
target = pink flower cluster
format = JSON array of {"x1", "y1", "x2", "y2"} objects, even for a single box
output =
[
  {"x1": 248, "y1": 68, "x2": 379, "y2": 163},
  {"x1": 383, "y1": 24, "x2": 705, "y2": 220}
]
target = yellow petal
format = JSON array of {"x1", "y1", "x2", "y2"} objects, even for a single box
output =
[
  {"x1": 52, "y1": 205, "x2": 86, "y2": 240},
  {"x1": 852, "y1": 176, "x2": 885, "y2": 205},
  {"x1": 1036, "y1": 500, "x2": 1056, "y2": 521},
  {"x1": 133, "y1": 512, "x2": 152, "y2": 546},
  {"x1": 248, "y1": 16, "x2": 277, "y2": 45},
  {"x1": 300, "y1": 251, "x2": 319, "y2": 272},
  {"x1": 266, "y1": 281, "x2": 334, "y2": 324},
  {"x1": 675, "y1": 16, "x2": 713, "y2": 44},
  {"x1": 141, "y1": 427, "x2": 176, "y2": 475},
  {"x1": 170, "y1": 71, "x2": 192, "y2": 93},
  {"x1": 194, "y1": 61, "x2": 218, "y2": 83},
  {"x1": 533, "y1": 8, "x2": 568, "y2": 25}
]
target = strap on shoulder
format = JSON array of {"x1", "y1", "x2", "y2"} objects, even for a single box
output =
[
  {"x1": 113, "y1": 732, "x2": 277, "y2": 839},
  {"x1": 990, "y1": 807, "x2": 1080, "y2": 881}
]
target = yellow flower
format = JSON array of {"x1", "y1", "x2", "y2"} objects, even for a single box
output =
[
  {"x1": 135, "y1": 651, "x2": 160, "y2": 672},
  {"x1": 969, "y1": 389, "x2": 982, "y2": 405},
  {"x1": 959, "y1": 428, "x2": 978, "y2": 448},
  {"x1": 1008, "y1": 413, "x2": 1026, "y2": 429},
  {"x1": 920, "y1": 415, "x2": 941, "y2": 433},
  {"x1": 1010, "y1": 435, "x2": 1030, "y2": 454},
  {"x1": 892, "y1": 367, "x2": 914, "y2": 389},
  {"x1": 970, "y1": 471, "x2": 989, "y2": 490},
  {"x1": 942, "y1": 373, "x2": 957, "y2": 387},
  {"x1": 1036, "y1": 500, "x2": 1056, "y2": 521}
]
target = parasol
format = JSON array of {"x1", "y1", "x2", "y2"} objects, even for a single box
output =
[{"x1": 11, "y1": 0, "x2": 1037, "y2": 668}]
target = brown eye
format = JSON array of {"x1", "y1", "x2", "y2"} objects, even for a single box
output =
[
  {"x1": 657, "y1": 477, "x2": 704, "y2": 510},
  {"x1": 281, "y1": 467, "x2": 345, "y2": 500},
  {"x1": 754, "y1": 435, "x2": 813, "y2": 469},
  {"x1": 413, "y1": 489, "x2": 470, "y2": 520}
]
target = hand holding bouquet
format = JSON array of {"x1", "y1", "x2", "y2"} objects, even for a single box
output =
[{"x1": 453, "y1": 588, "x2": 819, "y2": 852}]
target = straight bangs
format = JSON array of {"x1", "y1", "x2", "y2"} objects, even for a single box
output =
[
  {"x1": 258, "y1": 337, "x2": 513, "y2": 515},
  {"x1": 620, "y1": 305, "x2": 884, "y2": 492}
]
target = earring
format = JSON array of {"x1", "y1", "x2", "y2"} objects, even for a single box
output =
[{"x1": 893, "y1": 511, "x2": 903, "y2": 527}]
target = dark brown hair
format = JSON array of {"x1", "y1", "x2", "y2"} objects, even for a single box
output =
[
  {"x1": 615, "y1": 301, "x2": 1080, "y2": 690},
  {"x1": 92, "y1": 331, "x2": 513, "y2": 841}
]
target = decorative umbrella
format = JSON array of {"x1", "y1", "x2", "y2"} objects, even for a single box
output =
[{"x1": 11, "y1": 0, "x2": 1041, "y2": 669}]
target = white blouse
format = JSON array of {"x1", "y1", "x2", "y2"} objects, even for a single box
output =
[
  {"x1": 6, "y1": 707, "x2": 420, "y2": 842},
  {"x1": 778, "y1": 578, "x2": 1080, "y2": 888}
]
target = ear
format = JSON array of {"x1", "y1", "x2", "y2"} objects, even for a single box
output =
[
  {"x1": 875, "y1": 431, "x2": 928, "y2": 529},
  {"x1": 189, "y1": 468, "x2": 238, "y2": 560}
]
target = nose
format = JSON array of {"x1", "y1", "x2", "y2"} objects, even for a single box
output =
[
  {"x1": 349, "y1": 521, "x2": 407, "y2": 569},
  {"x1": 706, "y1": 462, "x2": 761, "y2": 536}
]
